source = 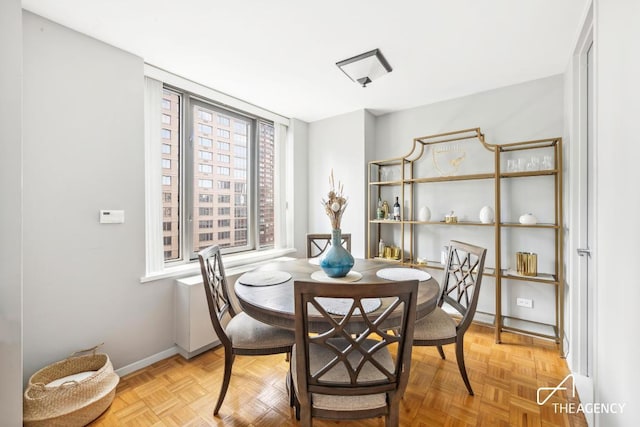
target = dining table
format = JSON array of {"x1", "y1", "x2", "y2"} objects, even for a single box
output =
[{"x1": 234, "y1": 257, "x2": 440, "y2": 332}]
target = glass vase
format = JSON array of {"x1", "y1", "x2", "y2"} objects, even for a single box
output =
[{"x1": 319, "y1": 228, "x2": 354, "y2": 278}]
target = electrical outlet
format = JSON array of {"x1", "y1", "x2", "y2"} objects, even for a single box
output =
[{"x1": 516, "y1": 297, "x2": 533, "y2": 309}]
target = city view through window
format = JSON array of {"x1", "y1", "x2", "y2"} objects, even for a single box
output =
[{"x1": 161, "y1": 90, "x2": 275, "y2": 261}]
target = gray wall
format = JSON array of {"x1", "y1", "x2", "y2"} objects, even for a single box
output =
[
  {"x1": 22, "y1": 12, "x2": 177, "y2": 382},
  {"x1": 373, "y1": 75, "x2": 565, "y2": 325},
  {"x1": 594, "y1": 2, "x2": 640, "y2": 425},
  {"x1": 0, "y1": 0, "x2": 24, "y2": 422},
  {"x1": 307, "y1": 110, "x2": 369, "y2": 258}
]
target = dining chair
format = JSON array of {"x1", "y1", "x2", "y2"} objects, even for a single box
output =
[
  {"x1": 197, "y1": 245, "x2": 295, "y2": 416},
  {"x1": 306, "y1": 233, "x2": 351, "y2": 258},
  {"x1": 291, "y1": 280, "x2": 419, "y2": 426},
  {"x1": 412, "y1": 240, "x2": 487, "y2": 395}
]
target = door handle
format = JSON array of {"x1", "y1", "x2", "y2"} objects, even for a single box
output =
[{"x1": 577, "y1": 248, "x2": 591, "y2": 257}]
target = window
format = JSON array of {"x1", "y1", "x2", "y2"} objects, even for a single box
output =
[
  {"x1": 199, "y1": 207, "x2": 213, "y2": 216},
  {"x1": 198, "y1": 110, "x2": 212, "y2": 122},
  {"x1": 199, "y1": 164, "x2": 213, "y2": 174},
  {"x1": 218, "y1": 115, "x2": 230, "y2": 126},
  {"x1": 151, "y1": 82, "x2": 281, "y2": 268},
  {"x1": 234, "y1": 146, "x2": 246, "y2": 157},
  {"x1": 199, "y1": 137, "x2": 212, "y2": 148},
  {"x1": 198, "y1": 124, "x2": 212, "y2": 135},
  {"x1": 199, "y1": 194, "x2": 213, "y2": 203},
  {"x1": 199, "y1": 220, "x2": 213, "y2": 229},
  {"x1": 198, "y1": 179, "x2": 213, "y2": 188},
  {"x1": 199, "y1": 233, "x2": 213, "y2": 242}
]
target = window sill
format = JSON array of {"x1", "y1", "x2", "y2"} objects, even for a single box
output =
[{"x1": 140, "y1": 247, "x2": 297, "y2": 283}]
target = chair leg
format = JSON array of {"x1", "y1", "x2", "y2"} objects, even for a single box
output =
[
  {"x1": 437, "y1": 345, "x2": 446, "y2": 359},
  {"x1": 455, "y1": 336, "x2": 473, "y2": 396},
  {"x1": 213, "y1": 351, "x2": 234, "y2": 415},
  {"x1": 386, "y1": 402, "x2": 400, "y2": 427}
]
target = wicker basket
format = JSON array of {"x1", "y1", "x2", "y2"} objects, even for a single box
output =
[{"x1": 23, "y1": 346, "x2": 119, "y2": 427}]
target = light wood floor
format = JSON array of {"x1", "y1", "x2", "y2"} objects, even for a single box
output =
[{"x1": 89, "y1": 324, "x2": 587, "y2": 426}]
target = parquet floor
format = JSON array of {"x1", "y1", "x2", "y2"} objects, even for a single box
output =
[{"x1": 89, "y1": 324, "x2": 587, "y2": 426}]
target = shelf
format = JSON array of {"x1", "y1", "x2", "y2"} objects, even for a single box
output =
[
  {"x1": 502, "y1": 270, "x2": 557, "y2": 284},
  {"x1": 369, "y1": 180, "x2": 404, "y2": 186},
  {"x1": 500, "y1": 222, "x2": 558, "y2": 229},
  {"x1": 408, "y1": 220, "x2": 495, "y2": 226},
  {"x1": 500, "y1": 169, "x2": 558, "y2": 178},
  {"x1": 501, "y1": 316, "x2": 558, "y2": 342},
  {"x1": 367, "y1": 128, "x2": 563, "y2": 354},
  {"x1": 407, "y1": 173, "x2": 494, "y2": 184}
]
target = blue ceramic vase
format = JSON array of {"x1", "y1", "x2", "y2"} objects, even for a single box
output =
[{"x1": 320, "y1": 228, "x2": 354, "y2": 278}]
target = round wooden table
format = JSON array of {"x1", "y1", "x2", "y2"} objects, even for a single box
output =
[{"x1": 234, "y1": 258, "x2": 440, "y2": 331}]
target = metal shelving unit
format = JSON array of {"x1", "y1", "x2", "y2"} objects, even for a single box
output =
[{"x1": 367, "y1": 128, "x2": 564, "y2": 353}]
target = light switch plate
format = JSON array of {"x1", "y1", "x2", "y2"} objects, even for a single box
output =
[{"x1": 100, "y1": 210, "x2": 125, "y2": 224}]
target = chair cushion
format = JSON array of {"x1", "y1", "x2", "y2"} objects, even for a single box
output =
[
  {"x1": 292, "y1": 338, "x2": 391, "y2": 411},
  {"x1": 225, "y1": 312, "x2": 294, "y2": 350},
  {"x1": 413, "y1": 307, "x2": 457, "y2": 341}
]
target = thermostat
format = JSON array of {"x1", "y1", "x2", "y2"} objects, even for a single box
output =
[{"x1": 99, "y1": 210, "x2": 125, "y2": 224}]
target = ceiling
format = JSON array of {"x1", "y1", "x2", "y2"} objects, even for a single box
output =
[{"x1": 22, "y1": 0, "x2": 589, "y2": 123}]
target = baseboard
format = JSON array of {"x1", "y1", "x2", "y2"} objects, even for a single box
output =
[
  {"x1": 573, "y1": 373, "x2": 594, "y2": 427},
  {"x1": 115, "y1": 346, "x2": 179, "y2": 377},
  {"x1": 175, "y1": 340, "x2": 220, "y2": 360}
]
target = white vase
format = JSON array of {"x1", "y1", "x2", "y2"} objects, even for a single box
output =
[
  {"x1": 418, "y1": 206, "x2": 431, "y2": 222},
  {"x1": 519, "y1": 213, "x2": 538, "y2": 225},
  {"x1": 479, "y1": 206, "x2": 494, "y2": 224}
]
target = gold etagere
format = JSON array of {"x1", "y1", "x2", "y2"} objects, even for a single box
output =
[{"x1": 367, "y1": 128, "x2": 564, "y2": 354}]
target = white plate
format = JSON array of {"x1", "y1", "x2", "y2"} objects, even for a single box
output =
[
  {"x1": 237, "y1": 271, "x2": 292, "y2": 286},
  {"x1": 376, "y1": 267, "x2": 431, "y2": 282}
]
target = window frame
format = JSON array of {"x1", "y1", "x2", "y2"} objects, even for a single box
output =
[
  {"x1": 144, "y1": 68, "x2": 292, "y2": 281},
  {"x1": 163, "y1": 86, "x2": 273, "y2": 264}
]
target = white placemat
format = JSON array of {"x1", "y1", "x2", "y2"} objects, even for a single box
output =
[
  {"x1": 376, "y1": 267, "x2": 431, "y2": 282},
  {"x1": 237, "y1": 271, "x2": 292, "y2": 286},
  {"x1": 315, "y1": 297, "x2": 382, "y2": 316},
  {"x1": 310, "y1": 270, "x2": 363, "y2": 283},
  {"x1": 307, "y1": 257, "x2": 320, "y2": 265}
]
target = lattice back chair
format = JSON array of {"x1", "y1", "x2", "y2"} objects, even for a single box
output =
[
  {"x1": 198, "y1": 245, "x2": 295, "y2": 416},
  {"x1": 306, "y1": 233, "x2": 351, "y2": 258},
  {"x1": 412, "y1": 240, "x2": 487, "y2": 395},
  {"x1": 292, "y1": 280, "x2": 419, "y2": 427}
]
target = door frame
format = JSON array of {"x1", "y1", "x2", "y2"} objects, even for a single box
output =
[{"x1": 567, "y1": 2, "x2": 595, "y2": 420}]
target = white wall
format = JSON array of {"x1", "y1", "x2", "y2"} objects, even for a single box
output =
[
  {"x1": 22, "y1": 12, "x2": 177, "y2": 382},
  {"x1": 0, "y1": 0, "x2": 24, "y2": 423},
  {"x1": 593, "y1": 1, "x2": 640, "y2": 425},
  {"x1": 374, "y1": 76, "x2": 564, "y2": 325},
  {"x1": 288, "y1": 118, "x2": 309, "y2": 257},
  {"x1": 308, "y1": 110, "x2": 368, "y2": 258}
]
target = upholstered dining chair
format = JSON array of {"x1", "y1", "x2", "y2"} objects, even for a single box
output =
[
  {"x1": 291, "y1": 280, "x2": 419, "y2": 427},
  {"x1": 306, "y1": 233, "x2": 351, "y2": 258},
  {"x1": 412, "y1": 240, "x2": 487, "y2": 395},
  {"x1": 197, "y1": 245, "x2": 295, "y2": 415}
]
